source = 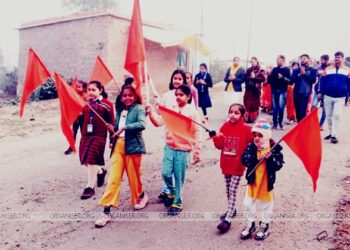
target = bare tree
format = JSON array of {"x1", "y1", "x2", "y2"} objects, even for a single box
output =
[{"x1": 61, "y1": 0, "x2": 117, "y2": 12}]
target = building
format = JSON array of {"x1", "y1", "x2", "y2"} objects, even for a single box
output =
[{"x1": 17, "y1": 11, "x2": 209, "y2": 96}]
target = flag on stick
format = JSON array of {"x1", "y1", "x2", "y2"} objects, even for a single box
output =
[{"x1": 90, "y1": 56, "x2": 114, "y2": 86}]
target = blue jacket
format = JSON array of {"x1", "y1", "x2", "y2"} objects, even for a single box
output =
[
  {"x1": 291, "y1": 66, "x2": 317, "y2": 96},
  {"x1": 320, "y1": 66, "x2": 350, "y2": 98},
  {"x1": 111, "y1": 104, "x2": 146, "y2": 155},
  {"x1": 224, "y1": 67, "x2": 246, "y2": 92}
]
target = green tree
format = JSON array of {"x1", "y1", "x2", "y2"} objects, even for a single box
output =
[{"x1": 61, "y1": 0, "x2": 117, "y2": 12}]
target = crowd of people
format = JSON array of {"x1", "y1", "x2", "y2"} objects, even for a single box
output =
[{"x1": 62, "y1": 50, "x2": 349, "y2": 241}]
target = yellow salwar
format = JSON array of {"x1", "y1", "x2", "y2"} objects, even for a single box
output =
[{"x1": 99, "y1": 138, "x2": 143, "y2": 207}]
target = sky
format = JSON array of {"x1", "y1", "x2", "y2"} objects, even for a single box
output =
[{"x1": 0, "y1": 0, "x2": 350, "y2": 67}]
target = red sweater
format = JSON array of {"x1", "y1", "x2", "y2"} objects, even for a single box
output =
[{"x1": 213, "y1": 119, "x2": 252, "y2": 176}]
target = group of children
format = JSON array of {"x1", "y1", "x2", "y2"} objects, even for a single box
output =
[{"x1": 66, "y1": 68, "x2": 284, "y2": 241}]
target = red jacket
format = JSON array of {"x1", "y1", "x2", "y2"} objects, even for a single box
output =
[{"x1": 213, "y1": 119, "x2": 252, "y2": 176}]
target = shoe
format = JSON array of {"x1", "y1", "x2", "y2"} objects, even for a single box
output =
[
  {"x1": 279, "y1": 124, "x2": 284, "y2": 130},
  {"x1": 134, "y1": 193, "x2": 149, "y2": 210},
  {"x1": 95, "y1": 213, "x2": 111, "y2": 228},
  {"x1": 331, "y1": 136, "x2": 339, "y2": 144},
  {"x1": 320, "y1": 126, "x2": 324, "y2": 131},
  {"x1": 217, "y1": 220, "x2": 231, "y2": 233},
  {"x1": 324, "y1": 134, "x2": 332, "y2": 140},
  {"x1": 97, "y1": 168, "x2": 107, "y2": 187},
  {"x1": 240, "y1": 222, "x2": 256, "y2": 240},
  {"x1": 164, "y1": 194, "x2": 175, "y2": 208},
  {"x1": 64, "y1": 147, "x2": 73, "y2": 155},
  {"x1": 272, "y1": 126, "x2": 278, "y2": 130},
  {"x1": 220, "y1": 209, "x2": 237, "y2": 221},
  {"x1": 158, "y1": 192, "x2": 168, "y2": 202},
  {"x1": 80, "y1": 187, "x2": 95, "y2": 200},
  {"x1": 254, "y1": 222, "x2": 270, "y2": 240},
  {"x1": 167, "y1": 205, "x2": 182, "y2": 216}
]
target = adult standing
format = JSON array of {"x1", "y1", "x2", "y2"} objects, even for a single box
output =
[
  {"x1": 224, "y1": 57, "x2": 246, "y2": 107},
  {"x1": 290, "y1": 54, "x2": 317, "y2": 122},
  {"x1": 268, "y1": 55, "x2": 291, "y2": 130},
  {"x1": 194, "y1": 63, "x2": 213, "y2": 121},
  {"x1": 244, "y1": 57, "x2": 266, "y2": 123},
  {"x1": 319, "y1": 51, "x2": 350, "y2": 144}
]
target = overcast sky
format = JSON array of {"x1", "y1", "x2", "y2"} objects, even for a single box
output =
[{"x1": 1, "y1": 0, "x2": 349, "y2": 67}]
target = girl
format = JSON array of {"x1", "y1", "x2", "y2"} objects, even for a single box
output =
[
  {"x1": 194, "y1": 63, "x2": 213, "y2": 121},
  {"x1": 185, "y1": 72, "x2": 199, "y2": 109},
  {"x1": 156, "y1": 69, "x2": 187, "y2": 202},
  {"x1": 147, "y1": 85, "x2": 201, "y2": 216},
  {"x1": 244, "y1": 57, "x2": 266, "y2": 123},
  {"x1": 240, "y1": 119, "x2": 284, "y2": 241},
  {"x1": 95, "y1": 85, "x2": 148, "y2": 228},
  {"x1": 64, "y1": 80, "x2": 88, "y2": 155},
  {"x1": 212, "y1": 103, "x2": 252, "y2": 233},
  {"x1": 286, "y1": 62, "x2": 298, "y2": 124},
  {"x1": 79, "y1": 80, "x2": 114, "y2": 200}
]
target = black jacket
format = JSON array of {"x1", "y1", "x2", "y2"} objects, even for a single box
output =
[
  {"x1": 291, "y1": 66, "x2": 317, "y2": 97},
  {"x1": 241, "y1": 140, "x2": 284, "y2": 191},
  {"x1": 224, "y1": 67, "x2": 246, "y2": 92},
  {"x1": 268, "y1": 67, "x2": 291, "y2": 92}
]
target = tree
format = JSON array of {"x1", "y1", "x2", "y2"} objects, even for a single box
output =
[{"x1": 61, "y1": 0, "x2": 117, "y2": 12}]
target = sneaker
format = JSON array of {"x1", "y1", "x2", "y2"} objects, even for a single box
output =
[
  {"x1": 240, "y1": 222, "x2": 256, "y2": 240},
  {"x1": 164, "y1": 194, "x2": 175, "y2": 208},
  {"x1": 254, "y1": 222, "x2": 270, "y2": 240},
  {"x1": 95, "y1": 213, "x2": 111, "y2": 228},
  {"x1": 279, "y1": 124, "x2": 284, "y2": 130},
  {"x1": 134, "y1": 193, "x2": 149, "y2": 210},
  {"x1": 220, "y1": 209, "x2": 237, "y2": 221},
  {"x1": 158, "y1": 192, "x2": 168, "y2": 202},
  {"x1": 80, "y1": 187, "x2": 95, "y2": 200},
  {"x1": 324, "y1": 134, "x2": 332, "y2": 140},
  {"x1": 64, "y1": 147, "x2": 73, "y2": 155},
  {"x1": 217, "y1": 220, "x2": 231, "y2": 233},
  {"x1": 331, "y1": 136, "x2": 339, "y2": 144},
  {"x1": 97, "y1": 168, "x2": 107, "y2": 187},
  {"x1": 167, "y1": 205, "x2": 182, "y2": 216},
  {"x1": 272, "y1": 126, "x2": 278, "y2": 130}
]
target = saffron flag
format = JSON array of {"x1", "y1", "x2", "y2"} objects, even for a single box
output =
[
  {"x1": 19, "y1": 48, "x2": 51, "y2": 117},
  {"x1": 158, "y1": 105, "x2": 196, "y2": 142},
  {"x1": 124, "y1": 0, "x2": 146, "y2": 102},
  {"x1": 282, "y1": 108, "x2": 322, "y2": 192},
  {"x1": 54, "y1": 73, "x2": 86, "y2": 152},
  {"x1": 70, "y1": 74, "x2": 78, "y2": 90},
  {"x1": 90, "y1": 56, "x2": 114, "y2": 85}
]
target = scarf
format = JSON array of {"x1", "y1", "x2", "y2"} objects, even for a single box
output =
[{"x1": 227, "y1": 65, "x2": 239, "y2": 92}]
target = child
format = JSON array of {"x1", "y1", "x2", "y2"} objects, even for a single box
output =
[
  {"x1": 185, "y1": 72, "x2": 199, "y2": 109},
  {"x1": 64, "y1": 80, "x2": 88, "y2": 155},
  {"x1": 240, "y1": 119, "x2": 284, "y2": 240},
  {"x1": 194, "y1": 63, "x2": 213, "y2": 121},
  {"x1": 79, "y1": 80, "x2": 114, "y2": 200},
  {"x1": 147, "y1": 85, "x2": 201, "y2": 216},
  {"x1": 212, "y1": 103, "x2": 252, "y2": 233},
  {"x1": 95, "y1": 85, "x2": 148, "y2": 228}
]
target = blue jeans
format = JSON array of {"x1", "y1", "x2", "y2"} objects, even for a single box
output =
[
  {"x1": 311, "y1": 92, "x2": 326, "y2": 126},
  {"x1": 294, "y1": 95, "x2": 309, "y2": 122},
  {"x1": 272, "y1": 90, "x2": 287, "y2": 127},
  {"x1": 161, "y1": 145, "x2": 190, "y2": 206}
]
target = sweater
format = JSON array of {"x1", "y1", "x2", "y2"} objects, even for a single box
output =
[
  {"x1": 268, "y1": 66, "x2": 291, "y2": 92},
  {"x1": 213, "y1": 119, "x2": 252, "y2": 176},
  {"x1": 320, "y1": 66, "x2": 350, "y2": 98}
]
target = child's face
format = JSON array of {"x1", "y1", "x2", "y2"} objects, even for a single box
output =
[
  {"x1": 175, "y1": 89, "x2": 190, "y2": 107},
  {"x1": 121, "y1": 88, "x2": 136, "y2": 108},
  {"x1": 185, "y1": 73, "x2": 192, "y2": 85},
  {"x1": 228, "y1": 105, "x2": 242, "y2": 124},
  {"x1": 76, "y1": 82, "x2": 84, "y2": 94},
  {"x1": 172, "y1": 73, "x2": 184, "y2": 89},
  {"x1": 87, "y1": 84, "x2": 102, "y2": 100},
  {"x1": 253, "y1": 132, "x2": 264, "y2": 147}
]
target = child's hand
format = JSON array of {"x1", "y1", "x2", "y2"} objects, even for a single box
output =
[
  {"x1": 106, "y1": 123, "x2": 114, "y2": 133},
  {"x1": 208, "y1": 130, "x2": 217, "y2": 138},
  {"x1": 193, "y1": 153, "x2": 201, "y2": 164},
  {"x1": 145, "y1": 105, "x2": 152, "y2": 115},
  {"x1": 112, "y1": 127, "x2": 125, "y2": 138}
]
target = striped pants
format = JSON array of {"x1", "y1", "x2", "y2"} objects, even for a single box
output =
[{"x1": 224, "y1": 175, "x2": 241, "y2": 221}]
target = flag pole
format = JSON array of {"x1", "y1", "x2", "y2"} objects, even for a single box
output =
[
  {"x1": 87, "y1": 103, "x2": 108, "y2": 126},
  {"x1": 247, "y1": 138, "x2": 283, "y2": 177}
]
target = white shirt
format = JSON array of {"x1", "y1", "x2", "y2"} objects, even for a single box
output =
[{"x1": 118, "y1": 110, "x2": 128, "y2": 138}]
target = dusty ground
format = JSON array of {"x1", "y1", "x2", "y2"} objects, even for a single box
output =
[{"x1": 0, "y1": 86, "x2": 349, "y2": 250}]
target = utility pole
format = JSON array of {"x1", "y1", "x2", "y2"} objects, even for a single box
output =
[{"x1": 246, "y1": 0, "x2": 255, "y2": 69}]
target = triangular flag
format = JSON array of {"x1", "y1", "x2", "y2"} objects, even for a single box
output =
[
  {"x1": 70, "y1": 74, "x2": 78, "y2": 90},
  {"x1": 90, "y1": 56, "x2": 114, "y2": 86},
  {"x1": 19, "y1": 48, "x2": 51, "y2": 117},
  {"x1": 282, "y1": 108, "x2": 322, "y2": 192},
  {"x1": 158, "y1": 105, "x2": 196, "y2": 142},
  {"x1": 124, "y1": 0, "x2": 146, "y2": 102},
  {"x1": 54, "y1": 73, "x2": 86, "y2": 152}
]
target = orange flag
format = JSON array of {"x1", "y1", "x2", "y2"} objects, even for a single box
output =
[
  {"x1": 124, "y1": 0, "x2": 146, "y2": 102},
  {"x1": 19, "y1": 48, "x2": 51, "y2": 117},
  {"x1": 282, "y1": 108, "x2": 322, "y2": 192},
  {"x1": 158, "y1": 105, "x2": 196, "y2": 142},
  {"x1": 90, "y1": 56, "x2": 114, "y2": 85},
  {"x1": 54, "y1": 73, "x2": 86, "y2": 152},
  {"x1": 70, "y1": 74, "x2": 78, "y2": 90}
]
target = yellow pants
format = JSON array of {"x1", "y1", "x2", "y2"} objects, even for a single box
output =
[{"x1": 98, "y1": 139, "x2": 143, "y2": 207}]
